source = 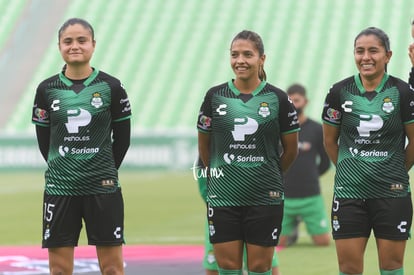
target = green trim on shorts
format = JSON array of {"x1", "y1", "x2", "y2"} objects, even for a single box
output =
[{"x1": 282, "y1": 194, "x2": 330, "y2": 236}]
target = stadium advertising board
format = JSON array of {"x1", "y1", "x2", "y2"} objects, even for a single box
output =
[{"x1": 0, "y1": 135, "x2": 197, "y2": 170}]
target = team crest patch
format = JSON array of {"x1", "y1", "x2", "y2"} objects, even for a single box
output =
[
  {"x1": 91, "y1": 92, "x2": 103, "y2": 108},
  {"x1": 258, "y1": 102, "x2": 270, "y2": 117},
  {"x1": 382, "y1": 97, "x2": 394, "y2": 113}
]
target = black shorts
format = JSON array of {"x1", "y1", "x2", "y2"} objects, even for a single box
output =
[
  {"x1": 207, "y1": 204, "x2": 283, "y2": 246},
  {"x1": 42, "y1": 189, "x2": 125, "y2": 248},
  {"x1": 331, "y1": 195, "x2": 412, "y2": 240}
]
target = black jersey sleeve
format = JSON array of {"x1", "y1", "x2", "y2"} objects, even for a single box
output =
[
  {"x1": 108, "y1": 78, "x2": 131, "y2": 169},
  {"x1": 396, "y1": 77, "x2": 414, "y2": 124},
  {"x1": 32, "y1": 80, "x2": 52, "y2": 162},
  {"x1": 35, "y1": 125, "x2": 50, "y2": 162},
  {"x1": 110, "y1": 80, "x2": 131, "y2": 122},
  {"x1": 278, "y1": 90, "x2": 299, "y2": 134},
  {"x1": 321, "y1": 84, "x2": 342, "y2": 126},
  {"x1": 32, "y1": 81, "x2": 51, "y2": 126},
  {"x1": 197, "y1": 88, "x2": 214, "y2": 133},
  {"x1": 112, "y1": 119, "x2": 130, "y2": 169},
  {"x1": 315, "y1": 123, "x2": 331, "y2": 175}
]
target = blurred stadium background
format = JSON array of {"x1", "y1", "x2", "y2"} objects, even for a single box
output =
[
  {"x1": 1, "y1": 1, "x2": 414, "y2": 273},
  {"x1": 0, "y1": 0, "x2": 412, "y2": 171}
]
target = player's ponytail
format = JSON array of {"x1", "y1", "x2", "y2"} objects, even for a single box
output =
[{"x1": 259, "y1": 64, "x2": 267, "y2": 81}]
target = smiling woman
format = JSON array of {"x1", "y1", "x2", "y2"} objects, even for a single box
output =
[
  {"x1": 230, "y1": 31, "x2": 266, "y2": 93},
  {"x1": 197, "y1": 30, "x2": 299, "y2": 275},
  {"x1": 31, "y1": 18, "x2": 132, "y2": 275},
  {"x1": 353, "y1": 27, "x2": 392, "y2": 87},
  {"x1": 321, "y1": 26, "x2": 414, "y2": 275},
  {"x1": 58, "y1": 18, "x2": 96, "y2": 78}
]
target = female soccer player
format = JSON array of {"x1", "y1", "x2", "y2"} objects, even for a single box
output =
[
  {"x1": 32, "y1": 18, "x2": 131, "y2": 275},
  {"x1": 322, "y1": 27, "x2": 414, "y2": 275},
  {"x1": 197, "y1": 30, "x2": 299, "y2": 275}
]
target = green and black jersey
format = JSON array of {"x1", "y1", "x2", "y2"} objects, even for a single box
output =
[
  {"x1": 32, "y1": 69, "x2": 131, "y2": 195},
  {"x1": 322, "y1": 74, "x2": 414, "y2": 199},
  {"x1": 197, "y1": 80, "x2": 299, "y2": 207}
]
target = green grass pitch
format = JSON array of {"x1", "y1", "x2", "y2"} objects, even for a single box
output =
[{"x1": 1, "y1": 170, "x2": 414, "y2": 274}]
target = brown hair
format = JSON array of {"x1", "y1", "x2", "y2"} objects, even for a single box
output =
[
  {"x1": 354, "y1": 27, "x2": 390, "y2": 52},
  {"x1": 58, "y1": 18, "x2": 95, "y2": 41}
]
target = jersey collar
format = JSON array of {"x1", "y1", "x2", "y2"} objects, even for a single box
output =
[
  {"x1": 354, "y1": 73, "x2": 388, "y2": 94},
  {"x1": 59, "y1": 68, "x2": 99, "y2": 87},
  {"x1": 228, "y1": 80, "x2": 267, "y2": 96}
]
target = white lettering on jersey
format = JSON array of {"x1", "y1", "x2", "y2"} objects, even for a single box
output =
[
  {"x1": 231, "y1": 117, "x2": 258, "y2": 141},
  {"x1": 65, "y1": 108, "x2": 92, "y2": 133},
  {"x1": 356, "y1": 114, "x2": 383, "y2": 137}
]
